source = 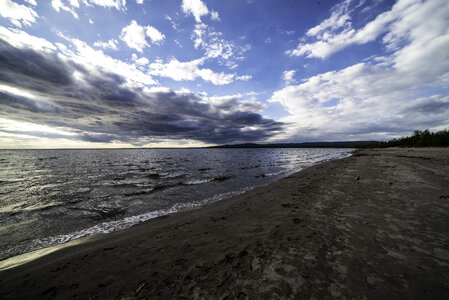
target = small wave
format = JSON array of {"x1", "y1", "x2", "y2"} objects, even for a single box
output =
[
  {"x1": 162, "y1": 172, "x2": 186, "y2": 179},
  {"x1": 241, "y1": 165, "x2": 261, "y2": 170},
  {"x1": 184, "y1": 178, "x2": 213, "y2": 185},
  {"x1": 146, "y1": 173, "x2": 161, "y2": 180},
  {"x1": 37, "y1": 156, "x2": 58, "y2": 161},
  {"x1": 0, "y1": 186, "x2": 254, "y2": 261},
  {"x1": 77, "y1": 187, "x2": 92, "y2": 193},
  {"x1": 1, "y1": 202, "x2": 65, "y2": 216},
  {"x1": 124, "y1": 189, "x2": 154, "y2": 197},
  {"x1": 212, "y1": 175, "x2": 232, "y2": 182}
]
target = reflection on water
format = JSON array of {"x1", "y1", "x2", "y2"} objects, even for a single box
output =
[{"x1": 0, "y1": 148, "x2": 350, "y2": 260}]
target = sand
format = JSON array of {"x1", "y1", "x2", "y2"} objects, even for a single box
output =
[{"x1": 0, "y1": 148, "x2": 448, "y2": 299}]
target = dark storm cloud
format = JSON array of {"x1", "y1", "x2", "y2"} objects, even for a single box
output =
[
  {"x1": 0, "y1": 38, "x2": 283, "y2": 144},
  {"x1": 403, "y1": 98, "x2": 449, "y2": 114}
]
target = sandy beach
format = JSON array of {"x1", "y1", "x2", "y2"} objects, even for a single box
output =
[{"x1": 1, "y1": 148, "x2": 448, "y2": 299}]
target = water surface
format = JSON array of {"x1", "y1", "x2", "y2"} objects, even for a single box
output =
[{"x1": 0, "y1": 148, "x2": 350, "y2": 260}]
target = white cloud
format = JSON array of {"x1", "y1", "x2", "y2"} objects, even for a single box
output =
[
  {"x1": 1, "y1": 26, "x2": 157, "y2": 90},
  {"x1": 149, "y1": 58, "x2": 204, "y2": 81},
  {"x1": 235, "y1": 75, "x2": 252, "y2": 81},
  {"x1": 211, "y1": 11, "x2": 220, "y2": 21},
  {"x1": 148, "y1": 58, "x2": 251, "y2": 85},
  {"x1": 24, "y1": 0, "x2": 37, "y2": 5},
  {"x1": 146, "y1": 26, "x2": 165, "y2": 44},
  {"x1": 174, "y1": 39, "x2": 182, "y2": 48},
  {"x1": 272, "y1": 0, "x2": 449, "y2": 140},
  {"x1": 0, "y1": 0, "x2": 38, "y2": 27},
  {"x1": 82, "y1": 0, "x2": 126, "y2": 10},
  {"x1": 46, "y1": 0, "x2": 130, "y2": 23},
  {"x1": 196, "y1": 68, "x2": 235, "y2": 85},
  {"x1": 50, "y1": 0, "x2": 127, "y2": 18},
  {"x1": 0, "y1": 26, "x2": 55, "y2": 51},
  {"x1": 56, "y1": 32, "x2": 158, "y2": 86},
  {"x1": 136, "y1": 0, "x2": 144, "y2": 3},
  {"x1": 306, "y1": 0, "x2": 352, "y2": 37},
  {"x1": 191, "y1": 23, "x2": 248, "y2": 69},
  {"x1": 93, "y1": 39, "x2": 118, "y2": 50},
  {"x1": 131, "y1": 53, "x2": 149, "y2": 66},
  {"x1": 120, "y1": 20, "x2": 148, "y2": 52},
  {"x1": 182, "y1": 0, "x2": 209, "y2": 23},
  {"x1": 52, "y1": 0, "x2": 79, "y2": 19},
  {"x1": 120, "y1": 20, "x2": 165, "y2": 52},
  {"x1": 282, "y1": 70, "x2": 296, "y2": 85},
  {"x1": 192, "y1": 23, "x2": 206, "y2": 48},
  {"x1": 165, "y1": 15, "x2": 178, "y2": 30},
  {"x1": 69, "y1": 0, "x2": 80, "y2": 7},
  {"x1": 287, "y1": 0, "x2": 400, "y2": 59}
]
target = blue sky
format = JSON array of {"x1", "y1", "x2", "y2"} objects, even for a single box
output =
[{"x1": 0, "y1": 0, "x2": 448, "y2": 148}]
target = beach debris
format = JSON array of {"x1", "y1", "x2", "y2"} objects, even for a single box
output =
[{"x1": 135, "y1": 282, "x2": 146, "y2": 296}]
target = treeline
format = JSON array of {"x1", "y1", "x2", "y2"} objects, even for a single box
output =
[
  {"x1": 212, "y1": 141, "x2": 377, "y2": 149},
  {"x1": 365, "y1": 129, "x2": 449, "y2": 148}
]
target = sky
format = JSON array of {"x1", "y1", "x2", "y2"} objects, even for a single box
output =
[{"x1": 0, "y1": 0, "x2": 448, "y2": 148}]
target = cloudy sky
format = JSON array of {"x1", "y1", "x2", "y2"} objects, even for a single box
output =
[{"x1": 0, "y1": 0, "x2": 448, "y2": 148}]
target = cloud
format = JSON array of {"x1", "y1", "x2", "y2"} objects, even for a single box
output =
[
  {"x1": 306, "y1": 0, "x2": 352, "y2": 37},
  {"x1": 51, "y1": 0, "x2": 79, "y2": 19},
  {"x1": 192, "y1": 23, "x2": 250, "y2": 69},
  {"x1": 145, "y1": 26, "x2": 165, "y2": 44},
  {"x1": 0, "y1": 0, "x2": 38, "y2": 27},
  {"x1": 49, "y1": 0, "x2": 126, "y2": 16},
  {"x1": 182, "y1": 0, "x2": 209, "y2": 23},
  {"x1": 136, "y1": 0, "x2": 144, "y2": 4},
  {"x1": 131, "y1": 53, "x2": 149, "y2": 66},
  {"x1": 69, "y1": 0, "x2": 80, "y2": 7},
  {"x1": 287, "y1": 0, "x2": 404, "y2": 59},
  {"x1": 0, "y1": 26, "x2": 56, "y2": 52},
  {"x1": 165, "y1": 15, "x2": 178, "y2": 30},
  {"x1": 211, "y1": 11, "x2": 220, "y2": 21},
  {"x1": 93, "y1": 39, "x2": 118, "y2": 50},
  {"x1": 120, "y1": 20, "x2": 164, "y2": 52},
  {"x1": 82, "y1": 0, "x2": 126, "y2": 10},
  {"x1": 196, "y1": 68, "x2": 235, "y2": 85},
  {"x1": 120, "y1": 20, "x2": 149, "y2": 52},
  {"x1": 271, "y1": 0, "x2": 449, "y2": 141},
  {"x1": 0, "y1": 30, "x2": 282, "y2": 145},
  {"x1": 148, "y1": 57, "x2": 251, "y2": 85},
  {"x1": 282, "y1": 70, "x2": 296, "y2": 85}
]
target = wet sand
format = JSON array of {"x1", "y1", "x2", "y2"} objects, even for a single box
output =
[{"x1": 1, "y1": 148, "x2": 448, "y2": 299}]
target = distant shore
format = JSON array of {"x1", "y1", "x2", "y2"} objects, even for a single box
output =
[{"x1": 1, "y1": 148, "x2": 448, "y2": 299}]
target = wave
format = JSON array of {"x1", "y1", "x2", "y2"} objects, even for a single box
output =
[{"x1": 0, "y1": 187, "x2": 253, "y2": 261}]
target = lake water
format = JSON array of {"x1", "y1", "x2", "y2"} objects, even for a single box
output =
[{"x1": 0, "y1": 148, "x2": 351, "y2": 260}]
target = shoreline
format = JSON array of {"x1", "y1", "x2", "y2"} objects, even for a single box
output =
[{"x1": 1, "y1": 148, "x2": 448, "y2": 299}]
